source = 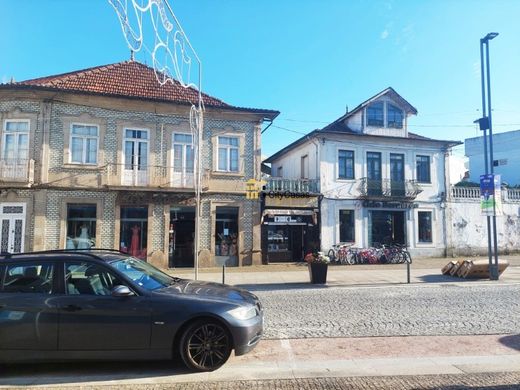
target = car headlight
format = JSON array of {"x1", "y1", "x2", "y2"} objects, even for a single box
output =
[{"x1": 227, "y1": 306, "x2": 257, "y2": 320}]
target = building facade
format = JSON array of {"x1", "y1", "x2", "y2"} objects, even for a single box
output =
[
  {"x1": 465, "y1": 129, "x2": 520, "y2": 186},
  {"x1": 265, "y1": 88, "x2": 460, "y2": 258},
  {"x1": 0, "y1": 61, "x2": 278, "y2": 268}
]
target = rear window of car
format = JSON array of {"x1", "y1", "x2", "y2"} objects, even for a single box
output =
[{"x1": 0, "y1": 262, "x2": 54, "y2": 294}]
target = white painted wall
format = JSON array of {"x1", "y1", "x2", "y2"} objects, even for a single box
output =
[
  {"x1": 465, "y1": 130, "x2": 520, "y2": 185},
  {"x1": 447, "y1": 154, "x2": 468, "y2": 185},
  {"x1": 447, "y1": 198, "x2": 520, "y2": 255},
  {"x1": 270, "y1": 141, "x2": 319, "y2": 180}
]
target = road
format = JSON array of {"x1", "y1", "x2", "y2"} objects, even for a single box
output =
[
  {"x1": 255, "y1": 283, "x2": 520, "y2": 338},
  {"x1": 1, "y1": 283, "x2": 520, "y2": 388}
]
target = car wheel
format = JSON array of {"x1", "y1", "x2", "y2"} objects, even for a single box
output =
[{"x1": 179, "y1": 319, "x2": 232, "y2": 372}]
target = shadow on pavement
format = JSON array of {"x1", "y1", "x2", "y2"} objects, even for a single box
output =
[
  {"x1": 235, "y1": 282, "x2": 330, "y2": 292},
  {"x1": 417, "y1": 274, "x2": 485, "y2": 283},
  {"x1": 0, "y1": 360, "x2": 190, "y2": 386},
  {"x1": 498, "y1": 334, "x2": 520, "y2": 351}
]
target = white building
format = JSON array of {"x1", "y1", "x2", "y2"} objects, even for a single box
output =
[
  {"x1": 465, "y1": 129, "x2": 520, "y2": 186},
  {"x1": 264, "y1": 88, "x2": 461, "y2": 258}
]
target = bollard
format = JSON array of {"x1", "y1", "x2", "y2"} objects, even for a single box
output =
[
  {"x1": 407, "y1": 261, "x2": 410, "y2": 284},
  {"x1": 222, "y1": 264, "x2": 226, "y2": 284}
]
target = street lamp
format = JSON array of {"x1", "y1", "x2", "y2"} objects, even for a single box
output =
[{"x1": 477, "y1": 32, "x2": 499, "y2": 280}]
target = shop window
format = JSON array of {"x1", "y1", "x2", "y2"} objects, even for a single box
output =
[
  {"x1": 339, "y1": 210, "x2": 355, "y2": 242},
  {"x1": 66, "y1": 204, "x2": 96, "y2": 249},
  {"x1": 418, "y1": 211, "x2": 433, "y2": 243},
  {"x1": 416, "y1": 155, "x2": 431, "y2": 183},
  {"x1": 215, "y1": 207, "x2": 238, "y2": 262},
  {"x1": 338, "y1": 150, "x2": 354, "y2": 179},
  {"x1": 120, "y1": 206, "x2": 148, "y2": 260}
]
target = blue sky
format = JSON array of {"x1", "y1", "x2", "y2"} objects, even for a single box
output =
[{"x1": 1, "y1": 0, "x2": 519, "y2": 158}]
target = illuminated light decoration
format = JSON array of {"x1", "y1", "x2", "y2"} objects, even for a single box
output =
[{"x1": 108, "y1": 0, "x2": 204, "y2": 280}]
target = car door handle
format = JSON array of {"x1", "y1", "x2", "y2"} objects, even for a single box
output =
[{"x1": 62, "y1": 304, "x2": 82, "y2": 312}]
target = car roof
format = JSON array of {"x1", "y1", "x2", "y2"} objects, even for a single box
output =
[{"x1": 0, "y1": 249, "x2": 130, "y2": 263}]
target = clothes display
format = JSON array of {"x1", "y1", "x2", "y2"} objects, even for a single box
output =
[
  {"x1": 77, "y1": 226, "x2": 91, "y2": 249},
  {"x1": 130, "y1": 225, "x2": 140, "y2": 257}
]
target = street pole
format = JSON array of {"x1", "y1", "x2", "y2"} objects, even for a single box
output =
[
  {"x1": 485, "y1": 37, "x2": 500, "y2": 280},
  {"x1": 479, "y1": 32, "x2": 499, "y2": 280}
]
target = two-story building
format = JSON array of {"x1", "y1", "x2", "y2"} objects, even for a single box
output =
[
  {"x1": 0, "y1": 60, "x2": 278, "y2": 268},
  {"x1": 265, "y1": 88, "x2": 460, "y2": 258}
]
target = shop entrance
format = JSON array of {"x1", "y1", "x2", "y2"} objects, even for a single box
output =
[
  {"x1": 169, "y1": 207, "x2": 195, "y2": 268},
  {"x1": 369, "y1": 210, "x2": 406, "y2": 246},
  {"x1": 215, "y1": 207, "x2": 239, "y2": 266}
]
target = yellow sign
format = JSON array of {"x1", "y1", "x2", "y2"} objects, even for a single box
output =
[{"x1": 245, "y1": 179, "x2": 266, "y2": 200}]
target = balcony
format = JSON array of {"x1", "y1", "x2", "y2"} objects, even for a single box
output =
[
  {"x1": 264, "y1": 177, "x2": 320, "y2": 194},
  {"x1": 101, "y1": 163, "x2": 208, "y2": 190},
  {"x1": 358, "y1": 177, "x2": 422, "y2": 200},
  {"x1": 0, "y1": 159, "x2": 34, "y2": 184}
]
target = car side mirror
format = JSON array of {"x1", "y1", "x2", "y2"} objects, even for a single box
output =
[{"x1": 111, "y1": 285, "x2": 135, "y2": 297}]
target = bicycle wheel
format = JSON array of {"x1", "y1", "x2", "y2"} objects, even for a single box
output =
[
  {"x1": 327, "y1": 249, "x2": 336, "y2": 264},
  {"x1": 346, "y1": 250, "x2": 356, "y2": 265},
  {"x1": 338, "y1": 249, "x2": 347, "y2": 265}
]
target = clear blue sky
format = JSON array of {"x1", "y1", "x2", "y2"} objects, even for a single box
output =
[{"x1": 2, "y1": 0, "x2": 519, "y2": 158}]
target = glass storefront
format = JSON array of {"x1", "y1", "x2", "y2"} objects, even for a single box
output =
[
  {"x1": 369, "y1": 210, "x2": 406, "y2": 246},
  {"x1": 120, "y1": 206, "x2": 148, "y2": 260},
  {"x1": 66, "y1": 204, "x2": 96, "y2": 249},
  {"x1": 169, "y1": 207, "x2": 195, "y2": 267},
  {"x1": 215, "y1": 207, "x2": 239, "y2": 266}
]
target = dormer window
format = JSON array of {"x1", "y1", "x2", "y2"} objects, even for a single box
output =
[
  {"x1": 387, "y1": 104, "x2": 403, "y2": 129},
  {"x1": 367, "y1": 102, "x2": 384, "y2": 127}
]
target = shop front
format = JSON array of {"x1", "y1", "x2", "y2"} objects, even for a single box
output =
[
  {"x1": 261, "y1": 190, "x2": 321, "y2": 264},
  {"x1": 169, "y1": 206, "x2": 195, "y2": 268},
  {"x1": 364, "y1": 200, "x2": 416, "y2": 246}
]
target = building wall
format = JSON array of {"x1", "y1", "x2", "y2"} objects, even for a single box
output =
[
  {"x1": 447, "y1": 195, "x2": 520, "y2": 255},
  {"x1": 465, "y1": 130, "x2": 520, "y2": 185},
  {"x1": 270, "y1": 141, "x2": 319, "y2": 180}
]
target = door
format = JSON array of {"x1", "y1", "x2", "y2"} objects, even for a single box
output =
[
  {"x1": 123, "y1": 128, "x2": 149, "y2": 186},
  {"x1": 0, "y1": 260, "x2": 58, "y2": 351},
  {"x1": 1, "y1": 120, "x2": 29, "y2": 180},
  {"x1": 0, "y1": 203, "x2": 26, "y2": 253},
  {"x1": 390, "y1": 153, "x2": 405, "y2": 197},
  {"x1": 367, "y1": 152, "x2": 382, "y2": 196},
  {"x1": 57, "y1": 261, "x2": 151, "y2": 350},
  {"x1": 172, "y1": 133, "x2": 194, "y2": 188}
]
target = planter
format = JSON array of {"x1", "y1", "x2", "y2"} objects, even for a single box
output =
[{"x1": 308, "y1": 262, "x2": 328, "y2": 284}]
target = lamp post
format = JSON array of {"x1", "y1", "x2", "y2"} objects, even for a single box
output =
[{"x1": 478, "y1": 32, "x2": 499, "y2": 280}]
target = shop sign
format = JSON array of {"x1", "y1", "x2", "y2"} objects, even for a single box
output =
[
  {"x1": 363, "y1": 200, "x2": 417, "y2": 209},
  {"x1": 267, "y1": 191, "x2": 311, "y2": 199},
  {"x1": 264, "y1": 215, "x2": 310, "y2": 225},
  {"x1": 265, "y1": 195, "x2": 318, "y2": 208}
]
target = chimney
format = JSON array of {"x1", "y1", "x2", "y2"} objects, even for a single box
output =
[{"x1": 345, "y1": 105, "x2": 348, "y2": 114}]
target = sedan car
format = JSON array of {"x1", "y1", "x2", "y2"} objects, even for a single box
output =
[{"x1": 0, "y1": 249, "x2": 263, "y2": 371}]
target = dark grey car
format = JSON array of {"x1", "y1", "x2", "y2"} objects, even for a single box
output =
[{"x1": 0, "y1": 250, "x2": 263, "y2": 371}]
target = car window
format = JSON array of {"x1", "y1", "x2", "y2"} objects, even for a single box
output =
[
  {"x1": 1, "y1": 262, "x2": 54, "y2": 294},
  {"x1": 110, "y1": 257, "x2": 175, "y2": 291},
  {"x1": 65, "y1": 262, "x2": 124, "y2": 296}
]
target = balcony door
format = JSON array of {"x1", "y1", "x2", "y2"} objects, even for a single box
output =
[
  {"x1": 172, "y1": 133, "x2": 194, "y2": 188},
  {"x1": 390, "y1": 153, "x2": 405, "y2": 197},
  {"x1": 1, "y1": 120, "x2": 29, "y2": 180},
  {"x1": 123, "y1": 129, "x2": 149, "y2": 186},
  {"x1": 367, "y1": 152, "x2": 382, "y2": 196},
  {"x1": 0, "y1": 203, "x2": 25, "y2": 253}
]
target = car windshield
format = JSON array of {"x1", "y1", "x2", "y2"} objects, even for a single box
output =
[{"x1": 110, "y1": 257, "x2": 177, "y2": 291}]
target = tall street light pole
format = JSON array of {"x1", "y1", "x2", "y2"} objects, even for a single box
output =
[{"x1": 479, "y1": 32, "x2": 499, "y2": 280}]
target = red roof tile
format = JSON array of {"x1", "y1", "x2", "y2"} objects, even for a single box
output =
[{"x1": 7, "y1": 61, "x2": 278, "y2": 117}]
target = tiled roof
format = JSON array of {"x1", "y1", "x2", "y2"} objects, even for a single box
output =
[{"x1": 5, "y1": 61, "x2": 279, "y2": 116}]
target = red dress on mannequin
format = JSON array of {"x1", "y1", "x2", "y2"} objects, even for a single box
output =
[{"x1": 130, "y1": 225, "x2": 140, "y2": 257}]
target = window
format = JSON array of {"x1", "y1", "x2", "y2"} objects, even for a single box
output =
[
  {"x1": 218, "y1": 136, "x2": 239, "y2": 172},
  {"x1": 387, "y1": 104, "x2": 403, "y2": 129},
  {"x1": 173, "y1": 133, "x2": 194, "y2": 173},
  {"x1": 418, "y1": 211, "x2": 433, "y2": 243},
  {"x1": 70, "y1": 124, "x2": 98, "y2": 164},
  {"x1": 2, "y1": 120, "x2": 29, "y2": 161},
  {"x1": 65, "y1": 262, "x2": 123, "y2": 296},
  {"x1": 367, "y1": 102, "x2": 384, "y2": 127},
  {"x1": 2, "y1": 262, "x2": 54, "y2": 294},
  {"x1": 215, "y1": 207, "x2": 239, "y2": 259},
  {"x1": 120, "y1": 206, "x2": 148, "y2": 260},
  {"x1": 66, "y1": 204, "x2": 96, "y2": 249},
  {"x1": 416, "y1": 155, "x2": 431, "y2": 183},
  {"x1": 338, "y1": 150, "x2": 354, "y2": 179},
  {"x1": 301, "y1": 155, "x2": 309, "y2": 179},
  {"x1": 339, "y1": 210, "x2": 355, "y2": 242},
  {"x1": 277, "y1": 166, "x2": 283, "y2": 177}
]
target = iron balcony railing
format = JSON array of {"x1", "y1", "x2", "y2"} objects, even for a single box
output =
[
  {"x1": 0, "y1": 159, "x2": 35, "y2": 184},
  {"x1": 358, "y1": 177, "x2": 422, "y2": 199},
  {"x1": 264, "y1": 177, "x2": 320, "y2": 194}
]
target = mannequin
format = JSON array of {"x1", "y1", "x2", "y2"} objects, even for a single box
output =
[
  {"x1": 130, "y1": 225, "x2": 140, "y2": 257},
  {"x1": 77, "y1": 225, "x2": 91, "y2": 249}
]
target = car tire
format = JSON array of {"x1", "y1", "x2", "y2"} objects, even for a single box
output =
[{"x1": 179, "y1": 319, "x2": 232, "y2": 372}]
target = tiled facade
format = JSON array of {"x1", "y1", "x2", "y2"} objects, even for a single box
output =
[{"x1": 0, "y1": 61, "x2": 277, "y2": 268}]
